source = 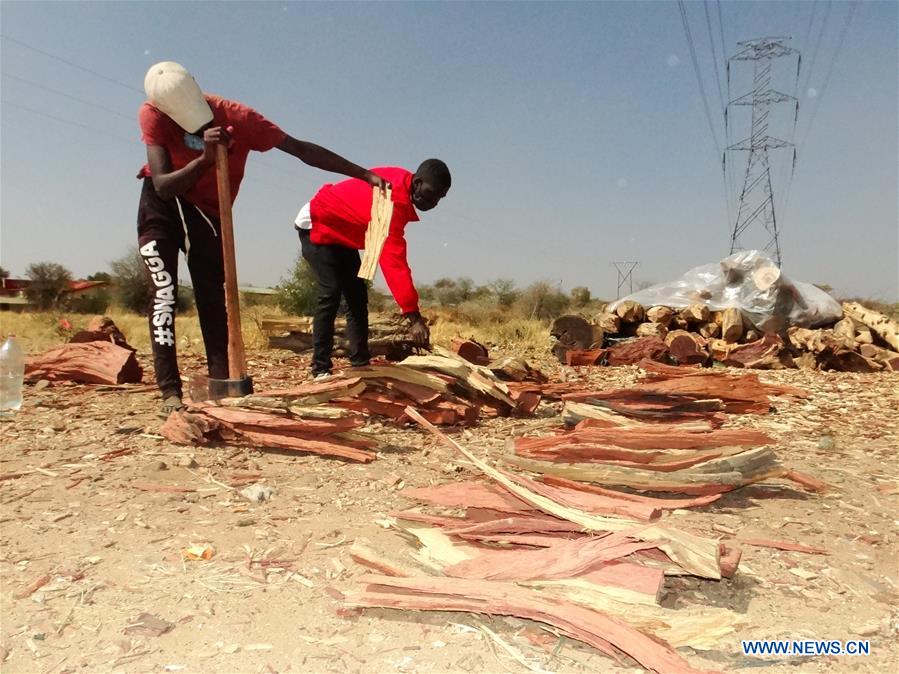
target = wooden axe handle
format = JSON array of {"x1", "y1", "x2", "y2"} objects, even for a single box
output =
[{"x1": 215, "y1": 143, "x2": 247, "y2": 379}]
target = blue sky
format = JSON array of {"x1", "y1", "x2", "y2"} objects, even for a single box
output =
[{"x1": 1, "y1": 0, "x2": 896, "y2": 301}]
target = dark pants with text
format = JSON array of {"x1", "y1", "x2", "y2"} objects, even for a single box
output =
[{"x1": 136, "y1": 178, "x2": 228, "y2": 398}]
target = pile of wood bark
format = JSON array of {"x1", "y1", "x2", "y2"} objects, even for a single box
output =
[
  {"x1": 344, "y1": 368, "x2": 825, "y2": 671},
  {"x1": 159, "y1": 348, "x2": 550, "y2": 460},
  {"x1": 344, "y1": 406, "x2": 820, "y2": 672},
  {"x1": 25, "y1": 316, "x2": 143, "y2": 385},
  {"x1": 552, "y1": 300, "x2": 899, "y2": 372}
]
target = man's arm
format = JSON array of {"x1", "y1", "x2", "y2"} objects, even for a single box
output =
[
  {"x1": 276, "y1": 135, "x2": 389, "y2": 191},
  {"x1": 147, "y1": 126, "x2": 230, "y2": 200},
  {"x1": 379, "y1": 234, "x2": 429, "y2": 347}
]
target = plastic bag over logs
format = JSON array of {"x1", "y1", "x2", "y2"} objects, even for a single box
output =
[{"x1": 609, "y1": 251, "x2": 842, "y2": 333}]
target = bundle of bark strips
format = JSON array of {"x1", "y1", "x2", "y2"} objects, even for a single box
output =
[
  {"x1": 25, "y1": 316, "x2": 142, "y2": 385},
  {"x1": 160, "y1": 377, "x2": 379, "y2": 462},
  {"x1": 552, "y1": 300, "x2": 899, "y2": 372},
  {"x1": 345, "y1": 408, "x2": 745, "y2": 673}
]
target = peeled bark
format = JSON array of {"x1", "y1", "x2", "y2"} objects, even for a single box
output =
[{"x1": 25, "y1": 341, "x2": 143, "y2": 385}]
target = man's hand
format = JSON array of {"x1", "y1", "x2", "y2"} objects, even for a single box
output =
[
  {"x1": 405, "y1": 312, "x2": 430, "y2": 349},
  {"x1": 201, "y1": 126, "x2": 233, "y2": 164},
  {"x1": 365, "y1": 171, "x2": 391, "y2": 194}
]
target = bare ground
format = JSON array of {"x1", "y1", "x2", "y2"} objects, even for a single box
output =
[{"x1": 1, "y1": 348, "x2": 897, "y2": 674}]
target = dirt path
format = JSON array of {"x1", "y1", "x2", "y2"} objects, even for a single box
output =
[{"x1": 1, "y1": 351, "x2": 897, "y2": 673}]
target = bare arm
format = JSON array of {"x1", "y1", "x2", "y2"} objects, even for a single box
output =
[
  {"x1": 146, "y1": 126, "x2": 231, "y2": 200},
  {"x1": 276, "y1": 135, "x2": 390, "y2": 191}
]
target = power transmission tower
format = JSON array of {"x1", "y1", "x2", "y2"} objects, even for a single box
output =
[
  {"x1": 725, "y1": 37, "x2": 800, "y2": 267},
  {"x1": 611, "y1": 261, "x2": 639, "y2": 299}
]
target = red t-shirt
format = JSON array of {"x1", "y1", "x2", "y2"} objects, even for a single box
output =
[
  {"x1": 137, "y1": 94, "x2": 285, "y2": 217},
  {"x1": 309, "y1": 167, "x2": 421, "y2": 314}
]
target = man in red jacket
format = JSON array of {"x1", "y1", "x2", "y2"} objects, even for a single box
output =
[
  {"x1": 295, "y1": 160, "x2": 451, "y2": 377},
  {"x1": 137, "y1": 62, "x2": 388, "y2": 414}
]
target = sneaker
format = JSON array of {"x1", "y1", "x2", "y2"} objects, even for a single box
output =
[{"x1": 312, "y1": 372, "x2": 333, "y2": 381}]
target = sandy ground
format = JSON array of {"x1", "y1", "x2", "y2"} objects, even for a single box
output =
[{"x1": 1, "y1": 348, "x2": 897, "y2": 674}]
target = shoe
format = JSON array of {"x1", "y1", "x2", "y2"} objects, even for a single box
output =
[
  {"x1": 159, "y1": 394, "x2": 185, "y2": 418},
  {"x1": 312, "y1": 372, "x2": 333, "y2": 381}
]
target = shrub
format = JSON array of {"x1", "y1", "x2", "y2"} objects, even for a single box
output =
[
  {"x1": 25, "y1": 261, "x2": 73, "y2": 310},
  {"x1": 276, "y1": 255, "x2": 318, "y2": 316},
  {"x1": 514, "y1": 281, "x2": 570, "y2": 320},
  {"x1": 110, "y1": 247, "x2": 193, "y2": 314}
]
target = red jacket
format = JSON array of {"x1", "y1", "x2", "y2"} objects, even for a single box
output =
[{"x1": 310, "y1": 167, "x2": 420, "y2": 314}]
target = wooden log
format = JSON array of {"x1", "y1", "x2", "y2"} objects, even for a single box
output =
[
  {"x1": 595, "y1": 312, "x2": 621, "y2": 334},
  {"x1": 696, "y1": 322, "x2": 720, "y2": 339},
  {"x1": 636, "y1": 322, "x2": 668, "y2": 339},
  {"x1": 859, "y1": 344, "x2": 899, "y2": 371},
  {"x1": 664, "y1": 330, "x2": 708, "y2": 365},
  {"x1": 832, "y1": 318, "x2": 857, "y2": 342},
  {"x1": 614, "y1": 301, "x2": 645, "y2": 323},
  {"x1": 645, "y1": 306, "x2": 674, "y2": 326},
  {"x1": 854, "y1": 324, "x2": 874, "y2": 345},
  {"x1": 715, "y1": 334, "x2": 793, "y2": 370},
  {"x1": 842, "y1": 301, "x2": 899, "y2": 351},
  {"x1": 451, "y1": 338, "x2": 490, "y2": 366},
  {"x1": 671, "y1": 315, "x2": 690, "y2": 331},
  {"x1": 606, "y1": 337, "x2": 669, "y2": 367},
  {"x1": 24, "y1": 341, "x2": 143, "y2": 385},
  {"x1": 721, "y1": 308, "x2": 744, "y2": 343},
  {"x1": 680, "y1": 304, "x2": 710, "y2": 324},
  {"x1": 490, "y1": 356, "x2": 547, "y2": 383},
  {"x1": 551, "y1": 315, "x2": 600, "y2": 349}
]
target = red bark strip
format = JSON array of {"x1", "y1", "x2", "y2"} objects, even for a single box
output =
[
  {"x1": 196, "y1": 404, "x2": 363, "y2": 434},
  {"x1": 565, "y1": 349, "x2": 607, "y2": 366},
  {"x1": 605, "y1": 337, "x2": 670, "y2": 367},
  {"x1": 443, "y1": 533, "x2": 662, "y2": 584},
  {"x1": 781, "y1": 470, "x2": 827, "y2": 493},
  {"x1": 540, "y1": 476, "x2": 723, "y2": 510},
  {"x1": 348, "y1": 574, "x2": 713, "y2": 674},
  {"x1": 740, "y1": 539, "x2": 827, "y2": 555},
  {"x1": 13, "y1": 573, "x2": 52, "y2": 599},
  {"x1": 233, "y1": 428, "x2": 376, "y2": 463},
  {"x1": 100, "y1": 447, "x2": 139, "y2": 461},
  {"x1": 514, "y1": 426, "x2": 772, "y2": 451},
  {"x1": 401, "y1": 481, "x2": 534, "y2": 512},
  {"x1": 451, "y1": 338, "x2": 490, "y2": 366}
]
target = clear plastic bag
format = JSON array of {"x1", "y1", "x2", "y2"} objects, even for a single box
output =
[{"x1": 609, "y1": 251, "x2": 842, "y2": 332}]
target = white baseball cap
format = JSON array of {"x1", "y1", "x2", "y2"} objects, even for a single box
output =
[{"x1": 144, "y1": 61, "x2": 213, "y2": 133}]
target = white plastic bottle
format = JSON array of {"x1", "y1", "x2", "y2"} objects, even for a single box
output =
[{"x1": 0, "y1": 335, "x2": 25, "y2": 412}]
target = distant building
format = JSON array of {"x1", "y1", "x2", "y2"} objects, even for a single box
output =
[{"x1": 0, "y1": 278, "x2": 111, "y2": 311}]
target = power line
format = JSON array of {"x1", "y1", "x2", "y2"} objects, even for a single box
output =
[
  {"x1": 2, "y1": 71, "x2": 135, "y2": 120},
  {"x1": 0, "y1": 34, "x2": 144, "y2": 95},
  {"x1": 799, "y1": 0, "x2": 832, "y2": 96},
  {"x1": 3, "y1": 100, "x2": 138, "y2": 145},
  {"x1": 677, "y1": 0, "x2": 722, "y2": 155}
]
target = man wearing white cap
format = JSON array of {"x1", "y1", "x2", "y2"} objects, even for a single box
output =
[{"x1": 137, "y1": 61, "x2": 388, "y2": 415}]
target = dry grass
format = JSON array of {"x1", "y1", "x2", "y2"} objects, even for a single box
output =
[
  {"x1": 0, "y1": 307, "x2": 273, "y2": 356},
  {"x1": 0, "y1": 305, "x2": 552, "y2": 357}
]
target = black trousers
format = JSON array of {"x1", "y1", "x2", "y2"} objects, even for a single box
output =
[
  {"x1": 298, "y1": 229, "x2": 369, "y2": 374},
  {"x1": 136, "y1": 178, "x2": 229, "y2": 398}
]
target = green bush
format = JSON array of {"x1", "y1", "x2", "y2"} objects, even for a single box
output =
[
  {"x1": 70, "y1": 289, "x2": 112, "y2": 314},
  {"x1": 276, "y1": 255, "x2": 318, "y2": 316},
  {"x1": 25, "y1": 261, "x2": 73, "y2": 310}
]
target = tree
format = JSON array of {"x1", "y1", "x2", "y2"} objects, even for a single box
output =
[
  {"x1": 276, "y1": 254, "x2": 318, "y2": 316},
  {"x1": 570, "y1": 286, "x2": 592, "y2": 307},
  {"x1": 110, "y1": 247, "x2": 193, "y2": 314},
  {"x1": 0, "y1": 266, "x2": 9, "y2": 280},
  {"x1": 87, "y1": 271, "x2": 112, "y2": 282},
  {"x1": 488, "y1": 278, "x2": 520, "y2": 308},
  {"x1": 515, "y1": 281, "x2": 570, "y2": 320},
  {"x1": 24, "y1": 262, "x2": 72, "y2": 310}
]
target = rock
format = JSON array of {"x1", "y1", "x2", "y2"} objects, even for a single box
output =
[
  {"x1": 239, "y1": 484, "x2": 274, "y2": 503},
  {"x1": 850, "y1": 622, "x2": 880, "y2": 637},
  {"x1": 817, "y1": 435, "x2": 836, "y2": 451},
  {"x1": 154, "y1": 461, "x2": 169, "y2": 471},
  {"x1": 34, "y1": 380, "x2": 51, "y2": 391},
  {"x1": 177, "y1": 456, "x2": 199, "y2": 469}
]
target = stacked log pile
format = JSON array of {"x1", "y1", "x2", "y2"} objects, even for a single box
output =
[
  {"x1": 552, "y1": 300, "x2": 899, "y2": 372},
  {"x1": 262, "y1": 316, "x2": 419, "y2": 361},
  {"x1": 344, "y1": 406, "x2": 824, "y2": 672}
]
